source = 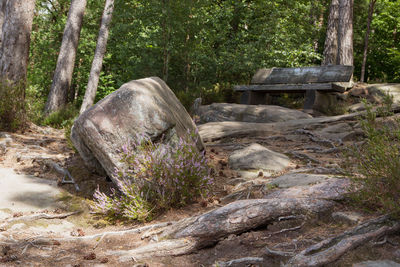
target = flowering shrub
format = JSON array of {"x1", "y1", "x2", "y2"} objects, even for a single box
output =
[{"x1": 92, "y1": 132, "x2": 213, "y2": 222}]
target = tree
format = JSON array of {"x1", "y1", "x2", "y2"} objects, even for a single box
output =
[
  {"x1": 0, "y1": 0, "x2": 36, "y2": 84},
  {"x1": 315, "y1": 0, "x2": 353, "y2": 112},
  {"x1": 80, "y1": 0, "x2": 114, "y2": 114},
  {"x1": 44, "y1": 0, "x2": 87, "y2": 115},
  {"x1": 337, "y1": 0, "x2": 354, "y2": 66},
  {"x1": 0, "y1": 0, "x2": 6, "y2": 49},
  {"x1": 360, "y1": 0, "x2": 377, "y2": 82},
  {"x1": 322, "y1": 0, "x2": 340, "y2": 65}
]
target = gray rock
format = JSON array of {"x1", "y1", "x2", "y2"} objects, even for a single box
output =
[
  {"x1": 270, "y1": 173, "x2": 331, "y2": 189},
  {"x1": 71, "y1": 77, "x2": 203, "y2": 183},
  {"x1": 332, "y1": 211, "x2": 363, "y2": 225},
  {"x1": 229, "y1": 143, "x2": 291, "y2": 175},
  {"x1": 353, "y1": 260, "x2": 400, "y2": 267},
  {"x1": 198, "y1": 103, "x2": 312, "y2": 124},
  {"x1": 265, "y1": 177, "x2": 351, "y2": 200}
]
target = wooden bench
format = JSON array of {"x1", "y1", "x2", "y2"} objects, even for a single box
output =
[{"x1": 234, "y1": 65, "x2": 354, "y2": 109}]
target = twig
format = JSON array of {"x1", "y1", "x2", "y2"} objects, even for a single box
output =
[{"x1": 45, "y1": 160, "x2": 80, "y2": 191}]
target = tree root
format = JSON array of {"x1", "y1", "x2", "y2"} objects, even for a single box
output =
[
  {"x1": 0, "y1": 211, "x2": 79, "y2": 230},
  {"x1": 107, "y1": 198, "x2": 334, "y2": 261},
  {"x1": 283, "y1": 215, "x2": 400, "y2": 267}
]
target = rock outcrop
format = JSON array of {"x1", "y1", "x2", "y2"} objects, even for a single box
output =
[
  {"x1": 197, "y1": 103, "x2": 312, "y2": 124},
  {"x1": 71, "y1": 77, "x2": 203, "y2": 182}
]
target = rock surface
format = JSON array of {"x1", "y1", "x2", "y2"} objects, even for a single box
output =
[
  {"x1": 269, "y1": 173, "x2": 331, "y2": 189},
  {"x1": 197, "y1": 103, "x2": 312, "y2": 124},
  {"x1": 0, "y1": 168, "x2": 63, "y2": 213},
  {"x1": 228, "y1": 143, "x2": 291, "y2": 177},
  {"x1": 71, "y1": 77, "x2": 203, "y2": 182}
]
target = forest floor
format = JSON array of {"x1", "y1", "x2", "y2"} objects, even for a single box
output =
[{"x1": 0, "y1": 119, "x2": 399, "y2": 266}]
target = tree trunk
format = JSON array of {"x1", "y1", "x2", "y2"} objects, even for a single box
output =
[
  {"x1": 322, "y1": 0, "x2": 339, "y2": 65},
  {"x1": 44, "y1": 0, "x2": 87, "y2": 115},
  {"x1": 80, "y1": 0, "x2": 114, "y2": 114},
  {"x1": 0, "y1": 0, "x2": 35, "y2": 85},
  {"x1": 337, "y1": 0, "x2": 354, "y2": 66},
  {"x1": 0, "y1": 0, "x2": 6, "y2": 49},
  {"x1": 360, "y1": 0, "x2": 376, "y2": 83}
]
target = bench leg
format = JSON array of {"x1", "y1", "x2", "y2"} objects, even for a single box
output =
[{"x1": 303, "y1": 90, "x2": 315, "y2": 109}]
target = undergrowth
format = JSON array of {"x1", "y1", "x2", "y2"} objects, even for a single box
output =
[
  {"x1": 92, "y1": 132, "x2": 213, "y2": 222},
  {"x1": 345, "y1": 95, "x2": 400, "y2": 217},
  {"x1": 0, "y1": 80, "x2": 26, "y2": 131}
]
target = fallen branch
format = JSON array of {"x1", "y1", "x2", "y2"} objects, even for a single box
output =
[
  {"x1": 284, "y1": 215, "x2": 400, "y2": 267},
  {"x1": 45, "y1": 160, "x2": 80, "y2": 191}
]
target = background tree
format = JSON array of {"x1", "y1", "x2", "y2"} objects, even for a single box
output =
[
  {"x1": 44, "y1": 0, "x2": 87, "y2": 115},
  {"x1": 360, "y1": 0, "x2": 377, "y2": 82},
  {"x1": 80, "y1": 0, "x2": 114, "y2": 114},
  {"x1": 0, "y1": 0, "x2": 36, "y2": 84}
]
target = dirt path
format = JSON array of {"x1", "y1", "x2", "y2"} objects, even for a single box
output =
[{"x1": 0, "y1": 121, "x2": 399, "y2": 266}]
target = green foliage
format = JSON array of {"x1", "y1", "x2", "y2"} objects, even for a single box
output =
[
  {"x1": 0, "y1": 80, "x2": 26, "y2": 131},
  {"x1": 92, "y1": 133, "x2": 212, "y2": 222},
  {"x1": 345, "y1": 95, "x2": 400, "y2": 216}
]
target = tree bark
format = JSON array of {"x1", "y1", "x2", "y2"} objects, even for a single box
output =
[
  {"x1": 360, "y1": 0, "x2": 376, "y2": 83},
  {"x1": 0, "y1": 0, "x2": 35, "y2": 85},
  {"x1": 322, "y1": 0, "x2": 339, "y2": 65},
  {"x1": 337, "y1": 0, "x2": 354, "y2": 66},
  {"x1": 44, "y1": 0, "x2": 87, "y2": 115},
  {"x1": 79, "y1": 0, "x2": 114, "y2": 114}
]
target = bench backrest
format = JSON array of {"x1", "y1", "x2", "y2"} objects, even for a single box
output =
[{"x1": 251, "y1": 65, "x2": 353, "y2": 84}]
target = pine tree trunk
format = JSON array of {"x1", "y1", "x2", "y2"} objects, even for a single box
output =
[
  {"x1": 337, "y1": 0, "x2": 354, "y2": 66},
  {"x1": 360, "y1": 0, "x2": 376, "y2": 83},
  {"x1": 80, "y1": 0, "x2": 114, "y2": 114},
  {"x1": 45, "y1": 0, "x2": 87, "y2": 115},
  {"x1": 0, "y1": 0, "x2": 35, "y2": 85},
  {"x1": 322, "y1": 0, "x2": 339, "y2": 65}
]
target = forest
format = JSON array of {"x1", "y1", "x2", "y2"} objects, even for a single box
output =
[
  {"x1": 1, "y1": 0, "x2": 399, "y2": 127},
  {"x1": 1, "y1": 0, "x2": 400, "y2": 266}
]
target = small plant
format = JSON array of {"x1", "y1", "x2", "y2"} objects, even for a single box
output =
[
  {"x1": 0, "y1": 79, "x2": 26, "y2": 131},
  {"x1": 92, "y1": 132, "x2": 213, "y2": 222},
  {"x1": 345, "y1": 94, "x2": 400, "y2": 216}
]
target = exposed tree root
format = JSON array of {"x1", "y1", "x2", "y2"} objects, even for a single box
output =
[
  {"x1": 107, "y1": 198, "x2": 334, "y2": 261},
  {"x1": 283, "y1": 215, "x2": 400, "y2": 267}
]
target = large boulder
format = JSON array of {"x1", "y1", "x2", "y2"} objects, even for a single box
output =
[
  {"x1": 71, "y1": 77, "x2": 204, "y2": 182},
  {"x1": 197, "y1": 103, "x2": 312, "y2": 124}
]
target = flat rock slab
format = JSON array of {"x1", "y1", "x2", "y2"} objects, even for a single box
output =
[
  {"x1": 270, "y1": 173, "x2": 332, "y2": 188},
  {"x1": 229, "y1": 143, "x2": 291, "y2": 175},
  {"x1": 265, "y1": 177, "x2": 351, "y2": 200},
  {"x1": 198, "y1": 103, "x2": 312, "y2": 124},
  {"x1": 353, "y1": 260, "x2": 400, "y2": 267},
  {"x1": 0, "y1": 168, "x2": 62, "y2": 214}
]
